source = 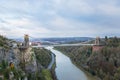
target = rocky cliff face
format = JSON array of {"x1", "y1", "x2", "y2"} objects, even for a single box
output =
[
  {"x1": 0, "y1": 48, "x2": 6, "y2": 62},
  {"x1": 0, "y1": 35, "x2": 55, "y2": 80},
  {"x1": 24, "y1": 47, "x2": 38, "y2": 73},
  {"x1": 0, "y1": 47, "x2": 21, "y2": 68}
]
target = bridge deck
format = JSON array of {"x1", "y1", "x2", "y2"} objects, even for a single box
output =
[{"x1": 32, "y1": 43, "x2": 95, "y2": 48}]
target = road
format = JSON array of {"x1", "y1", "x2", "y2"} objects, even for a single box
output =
[
  {"x1": 47, "y1": 53, "x2": 55, "y2": 69},
  {"x1": 32, "y1": 43, "x2": 95, "y2": 48},
  {"x1": 52, "y1": 43, "x2": 94, "y2": 46}
]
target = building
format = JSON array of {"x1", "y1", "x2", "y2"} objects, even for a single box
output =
[{"x1": 31, "y1": 42, "x2": 41, "y2": 46}]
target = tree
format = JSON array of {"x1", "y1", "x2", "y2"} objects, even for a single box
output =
[
  {"x1": 105, "y1": 36, "x2": 108, "y2": 41},
  {"x1": 114, "y1": 67, "x2": 120, "y2": 80}
]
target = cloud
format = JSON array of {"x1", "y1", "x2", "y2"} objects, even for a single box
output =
[
  {"x1": 0, "y1": 0, "x2": 120, "y2": 38},
  {"x1": 0, "y1": 17, "x2": 51, "y2": 38},
  {"x1": 57, "y1": 0, "x2": 120, "y2": 16}
]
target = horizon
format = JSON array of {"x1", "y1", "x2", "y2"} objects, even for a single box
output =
[
  {"x1": 9, "y1": 36, "x2": 120, "y2": 40},
  {"x1": 0, "y1": 0, "x2": 120, "y2": 38}
]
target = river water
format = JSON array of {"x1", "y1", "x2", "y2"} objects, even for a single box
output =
[{"x1": 46, "y1": 46, "x2": 91, "y2": 80}]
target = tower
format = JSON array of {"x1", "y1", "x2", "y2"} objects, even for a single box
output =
[
  {"x1": 95, "y1": 37, "x2": 100, "y2": 45},
  {"x1": 24, "y1": 34, "x2": 29, "y2": 47},
  {"x1": 92, "y1": 37, "x2": 104, "y2": 52}
]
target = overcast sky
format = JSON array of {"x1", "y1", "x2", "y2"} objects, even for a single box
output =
[{"x1": 0, "y1": 0, "x2": 120, "y2": 38}]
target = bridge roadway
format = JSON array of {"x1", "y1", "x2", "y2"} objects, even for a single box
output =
[{"x1": 32, "y1": 43, "x2": 95, "y2": 48}]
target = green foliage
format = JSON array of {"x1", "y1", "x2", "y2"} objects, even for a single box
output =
[
  {"x1": 27, "y1": 73, "x2": 32, "y2": 80},
  {"x1": 27, "y1": 69, "x2": 53, "y2": 80},
  {"x1": 0, "y1": 35, "x2": 10, "y2": 49},
  {"x1": 55, "y1": 46, "x2": 92, "y2": 65},
  {"x1": 55, "y1": 45, "x2": 120, "y2": 80},
  {"x1": 103, "y1": 73, "x2": 111, "y2": 80},
  {"x1": 0, "y1": 60, "x2": 9, "y2": 79},
  {"x1": 2, "y1": 60, "x2": 8, "y2": 69},
  {"x1": 41, "y1": 69, "x2": 53, "y2": 80},
  {"x1": 0, "y1": 60, "x2": 8, "y2": 74},
  {"x1": 105, "y1": 36, "x2": 108, "y2": 41},
  {"x1": 33, "y1": 48, "x2": 51, "y2": 68},
  {"x1": 0, "y1": 60, "x2": 26, "y2": 80},
  {"x1": 113, "y1": 67, "x2": 120, "y2": 80},
  {"x1": 106, "y1": 36, "x2": 120, "y2": 47},
  {"x1": 3, "y1": 68, "x2": 10, "y2": 79}
]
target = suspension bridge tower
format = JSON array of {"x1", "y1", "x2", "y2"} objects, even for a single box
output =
[
  {"x1": 95, "y1": 37, "x2": 100, "y2": 45},
  {"x1": 92, "y1": 37, "x2": 104, "y2": 52},
  {"x1": 24, "y1": 34, "x2": 29, "y2": 48}
]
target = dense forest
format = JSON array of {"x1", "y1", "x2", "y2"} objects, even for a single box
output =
[
  {"x1": 55, "y1": 37, "x2": 120, "y2": 80},
  {"x1": 33, "y1": 48, "x2": 51, "y2": 68}
]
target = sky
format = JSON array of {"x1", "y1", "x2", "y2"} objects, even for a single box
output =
[{"x1": 0, "y1": 0, "x2": 120, "y2": 38}]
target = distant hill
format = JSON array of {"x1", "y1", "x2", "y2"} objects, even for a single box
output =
[
  {"x1": 14, "y1": 37, "x2": 94, "y2": 45},
  {"x1": 32, "y1": 37, "x2": 94, "y2": 44}
]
